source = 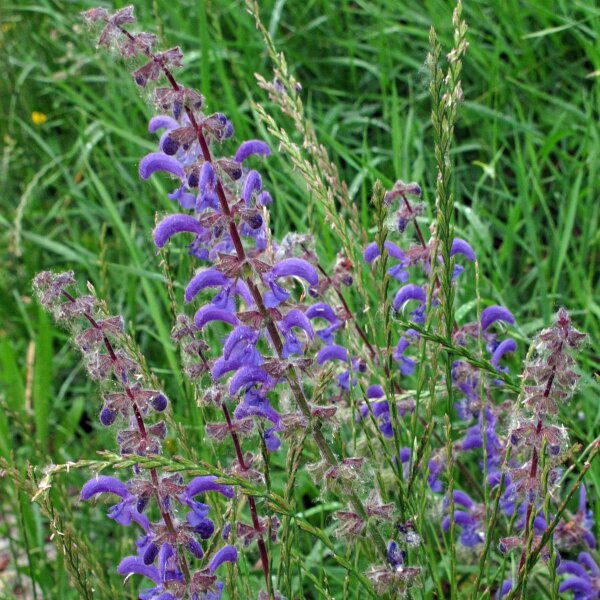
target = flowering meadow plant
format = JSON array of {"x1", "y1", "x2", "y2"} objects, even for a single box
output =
[{"x1": 2, "y1": 2, "x2": 598, "y2": 599}]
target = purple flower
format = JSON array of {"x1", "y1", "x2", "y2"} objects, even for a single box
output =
[
  {"x1": 139, "y1": 152, "x2": 185, "y2": 180},
  {"x1": 481, "y1": 306, "x2": 515, "y2": 331},
  {"x1": 194, "y1": 306, "x2": 239, "y2": 330},
  {"x1": 81, "y1": 476, "x2": 128, "y2": 500},
  {"x1": 185, "y1": 269, "x2": 230, "y2": 303},
  {"x1": 271, "y1": 258, "x2": 318, "y2": 286},
  {"x1": 305, "y1": 303, "x2": 341, "y2": 344},
  {"x1": 183, "y1": 476, "x2": 234, "y2": 500},
  {"x1": 229, "y1": 366, "x2": 270, "y2": 395},
  {"x1": 393, "y1": 284, "x2": 426, "y2": 312},
  {"x1": 558, "y1": 552, "x2": 600, "y2": 599},
  {"x1": 117, "y1": 555, "x2": 160, "y2": 583},
  {"x1": 263, "y1": 258, "x2": 318, "y2": 307},
  {"x1": 241, "y1": 170, "x2": 262, "y2": 206},
  {"x1": 154, "y1": 214, "x2": 204, "y2": 249},
  {"x1": 235, "y1": 140, "x2": 270, "y2": 162},
  {"x1": 450, "y1": 238, "x2": 476, "y2": 261},
  {"x1": 148, "y1": 115, "x2": 179, "y2": 133},
  {"x1": 491, "y1": 338, "x2": 517, "y2": 368},
  {"x1": 316, "y1": 344, "x2": 348, "y2": 365},
  {"x1": 208, "y1": 545, "x2": 238, "y2": 574},
  {"x1": 222, "y1": 326, "x2": 260, "y2": 361}
]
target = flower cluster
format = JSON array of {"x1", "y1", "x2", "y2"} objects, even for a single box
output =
[{"x1": 33, "y1": 271, "x2": 237, "y2": 599}]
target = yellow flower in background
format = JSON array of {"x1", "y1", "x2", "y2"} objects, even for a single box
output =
[{"x1": 31, "y1": 111, "x2": 47, "y2": 126}]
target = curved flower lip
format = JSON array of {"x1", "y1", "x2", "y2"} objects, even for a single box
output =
[
  {"x1": 229, "y1": 365, "x2": 270, "y2": 395},
  {"x1": 450, "y1": 238, "x2": 476, "y2": 261},
  {"x1": 223, "y1": 326, "x2": 259, "y2": 361},
  {"x1": 578, "y1": 552, "x2": 599, "y2": 576},
  {"x1": 257, "y1": 191, "x2": 272, "y2": 206},
  {"x1": 271, "y1": 258, "x2": 318, "y2": 286},
  {"x1": 481, "y1": 305, "x2": 515, "y2": 331},
  {"x1": 241, "y1": 170, "x2": 262, "y2": 206},
  {"x1": 154, "y1": 214, "x2": 204, "y2": 249},
  {"x1": 199, "y1": 161, "x2": 215, "y2": 189},
  {"x1": 139, "y1": 152, "x2": 185, "y2": 180},
  {"x1": 212, "y1": 352, "x2": 260, "y2": 379},
  {"x1": 81, "y1": 476, "x2": 128, "y2": 500},
  {"x1": 117, "y1": 556, "x2": 160, "y2": 584},
  {"x1": 148, "y1": 115, "x2": 179, "y2": 134},
  {"x1": 363, "y1": 241, "x2": 405, "y2": 264},
  {"x1": 366, "y1": 385, "x2": 385, "y2": 399},
  {"x1": 235, "y1": 140, "x2": 271, "y2": 163},
  {"x1": 184, "y1": 475, "x2": 234, "y2": 499},
  {"x1": 358, "y1": 399, "x2": 389, "y2": 419},
  {"x1": 209, "y1": 545, "x2": 238, "y2": 574},
  {"x1": 491, "y1": 338, "x2": 517, "y2": 367},
  {"x1": 316, "y1": 344, "x2": 348, "y2": 364},
  {"x1": 558, "y1": 577, "x2": 594, "y2": 595},
  {"x1": 194, "y1": 306, "x2": 239, "y2": 330},
  {"x1": 451, "y1": 490, "x2": 474, "y2": 509},
  {"x1": 185, "y1": 268, "x2": 230, "y2": 303},
  {"x1": 306, "y1": 303, "x2": 337, "y2": 323},
  {"x1": 393, "y1": 284, "x2": 426, "y2": 312},
  {"x1": 280, "y1": 309, "x2": 314, "y2": 340}
]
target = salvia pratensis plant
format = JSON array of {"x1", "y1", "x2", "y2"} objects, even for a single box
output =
[{"x1": 21, "y1": 3, "x2": 598, "y2": 600}]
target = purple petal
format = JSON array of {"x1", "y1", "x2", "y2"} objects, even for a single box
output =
[
  {"x1": 452, "y1": 490, "x2": 474, "y2": 509},
  {"x1": 578, "y1": 552, "x2": 599, "y2": 576},
  {"x1": 366, "y1": 385, "x2": 385, "y2": 399},
  {"x1": 167, "y1": 185, "x2": 196, "y2": 210},
  {"x1": 208, "y1": 545, "x2": 238, "y2": 574},
  {"x1": 280, "y1": 309, "x2": 314, "y2": 340},
  {"x1": 235, "y1": 140, "x2": 271, "y2": 162},
  {"x1": 148, "y1": 115, "x2": 179, "y2": 133},
  {"x1": 399, "y1": 447, "x2": 411, "y2": 463},
  {"x1": 194, "y1": 306, "x2": 239, "y2": 330},
  {"x1": 481, "y1": 306, "x2": 515, "y2": 331},
  {"x1": 450, "y1": 238, "x2": 476, "y2": 261},
  {"x1": 229, "y1": 366, "x2": 269, "y2": 395},
  {"x1": 271, "y1": 258, "x2": 318, "y2": 286},
  {"x1": 364, "y1": 242, "x2": 380, "y2": 263},
  {"x1": 212, "y1": 352, "x2": 260, "y2": 379},
  {"x1": 139, "y1": 152, "x2": 185, "y2": 180},
  {"x1": 264, "y1": 428, "x2": 281, "y2": 451},
  {"x1": 154, "y1": 214, "x2": 204, "y2": 249},
  {"x1": 453, "y1": 510, "x2": 474, "y2": 526},
  {"x1": 81, "y1": 476, "x2": 128, "y2": 500},
  {"x1": 363, "y1": 240, "x2": 405, "y2": 263},
  {"x1": 241, "y1": 170, "x2": 262, "y2": 205},
  {"x1": 558, "y1": 577, "x2": 594, "y2": 594},
  {"x1": 491, "y1": 339, "x2": 517, "y2": 367},
  {"x1": 223, "y1": 326, "x2": 259, "y2": 360},
  {"x1": 185, "y1": 269, "x2": 229, "y2": 303},
  {"x1": 185, "y1": 476, "x2": 234, "y2": 499},
  {"x1": 199, "y1": 161, "x2": 216, "y2": 192},
  {"x1": 393, "y1": 284, "x2": 426, "y2": 311},
  {"x1": 257, "y1": 191, "x2": 272, "y2": 206},
  {"x1": 117, "y1": 556, "x2": 160, "y2": 583},
  {"x1": 316, "y1": 344, "x2": 348, "y2": 365},
  {"x1": 306, "y1": 303, "x2": 337, "y2": 323}
]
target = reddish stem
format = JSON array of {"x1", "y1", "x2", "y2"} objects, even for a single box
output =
[{"x1": 61, "y1": 291, "x2": 191, "y2": 582}]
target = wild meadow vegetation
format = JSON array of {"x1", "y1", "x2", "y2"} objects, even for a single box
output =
[{"x1": 1, "y1": 1, "x2": 599, "y2": 598}]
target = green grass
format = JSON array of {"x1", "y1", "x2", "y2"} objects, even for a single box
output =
[{"x1": 1, "y1": 0, "x2": 599, "y2": 598}]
